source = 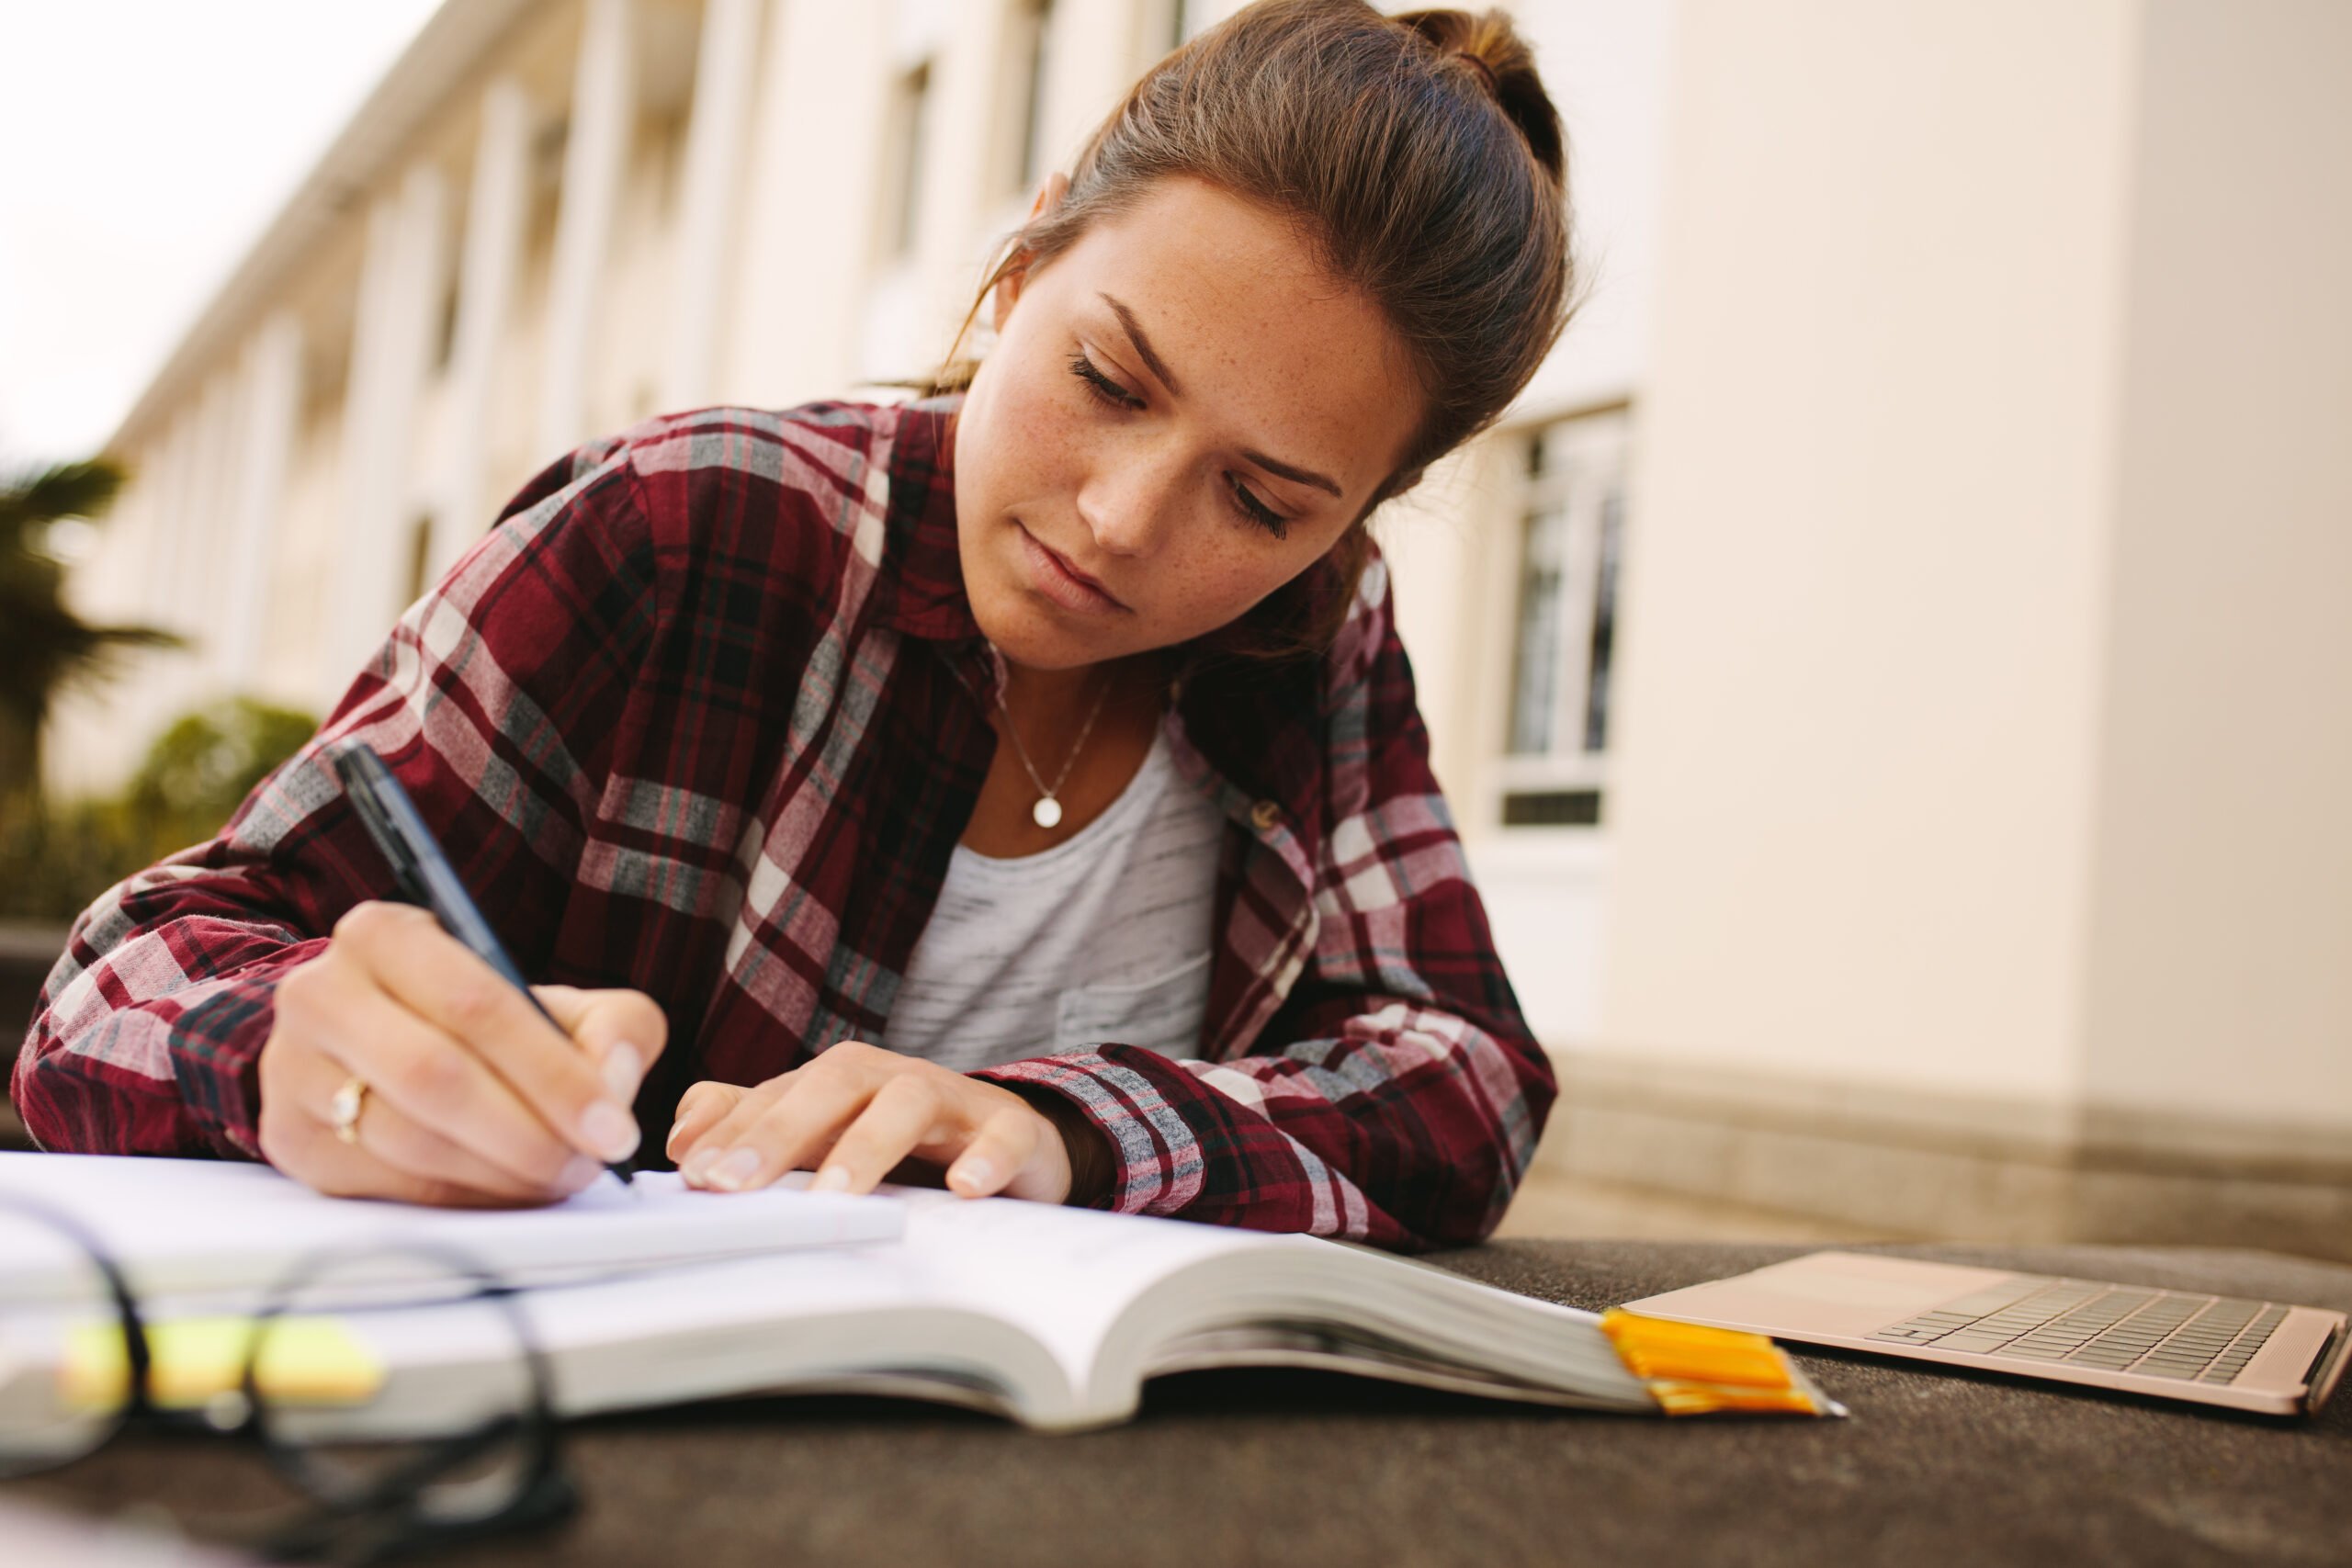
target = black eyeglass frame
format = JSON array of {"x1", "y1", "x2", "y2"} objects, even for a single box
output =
[
  {"x1": 0, "y1": 1195, "x2": 578, "y2": 1561},
  {"x1": 0, "y1": 1193, "x2": 157, "y2": 1481},
  {"x1": 240, "y1": 1237, "x2": 579, "y2": 1553}
]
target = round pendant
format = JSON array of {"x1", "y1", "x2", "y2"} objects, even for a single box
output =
[{"x1": 1032, "y1": 796, "x2": 1064, "y2": 829}]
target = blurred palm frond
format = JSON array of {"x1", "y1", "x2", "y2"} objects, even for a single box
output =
[{"x1": 0, "y1": 456, "x2": 185, "y2": 802}]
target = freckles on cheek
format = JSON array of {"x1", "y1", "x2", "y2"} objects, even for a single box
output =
[
  {"x1": 999, "y1": 365, "x2": 1089, "y2": 458},
  {"x1": 1158, "y1": 547, "x2": 1297, "y2": 635}
]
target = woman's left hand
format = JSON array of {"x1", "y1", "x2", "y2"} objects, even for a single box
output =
[{"x1": 665, "y1": 1042, "x2": 1072, "y2": 1201}]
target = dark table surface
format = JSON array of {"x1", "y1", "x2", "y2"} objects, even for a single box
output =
[{"x1": 9, "y1": 1240, "x2": 2348, "y2": 1566}]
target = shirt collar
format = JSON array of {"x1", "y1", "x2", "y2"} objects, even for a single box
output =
[{"x1": 872, "y1": 396, "x2": 983, "y2": 644}]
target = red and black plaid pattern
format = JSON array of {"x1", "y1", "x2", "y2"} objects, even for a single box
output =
[{"x1": 14, "y1": 400, "x2": 1553, "y2": 1250}]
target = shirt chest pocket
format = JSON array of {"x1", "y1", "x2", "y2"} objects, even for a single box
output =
[{"x1": 1053, "y1": 951, "x2": 1215, "y2": 1059}]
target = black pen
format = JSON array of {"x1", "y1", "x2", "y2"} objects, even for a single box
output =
[{"x1": 328, "y1": 739, "x2": 637, "y2": 1185}]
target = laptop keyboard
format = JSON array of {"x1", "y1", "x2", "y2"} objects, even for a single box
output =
[{"x1": 1870, "y1": 1278, "x2": 2288, "y2": 1383}]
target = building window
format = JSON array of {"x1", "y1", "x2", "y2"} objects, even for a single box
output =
[
  {"x1": 1158, "y1": 0, "x2": 1207, "y2": 55},
  {"x1": 432, "y1": 260, "x2": 461, "y2": 374},
  {"x1": 1507, "y1": 500, "x2": 1566, "y2": 755},
  {"x1": 1007, "y1": 0, "x2": 1055, "y2": 195},
  {"x1": 881, "y1": 62, "x2": 933, "y2": 258},
  {"x1": 1495, "y1": 407, "x2": 1631, "y2": 829},
  {"x1": 405, "y1": 513, "x2": 436, "y2": 604}
]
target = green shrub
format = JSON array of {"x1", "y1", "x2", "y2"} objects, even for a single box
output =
[{"x1": 0, "y1": 697, "x2": 317, "y2": 923}]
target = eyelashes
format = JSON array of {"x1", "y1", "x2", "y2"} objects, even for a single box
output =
[
  {"x1": 1066, "y1": 352, "x2": 1290, "y2": 540},
  {"x1": 1069, "y1": 351, "x2": 1143, "y2": 412},
  {"x1": 1222, "y1": 474, "x2": 1287, "y2": 539}
]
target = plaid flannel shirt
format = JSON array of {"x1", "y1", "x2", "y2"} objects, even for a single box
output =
[{"x1": 14, "y1": 400, "x2": 1553, "y2": 1250}]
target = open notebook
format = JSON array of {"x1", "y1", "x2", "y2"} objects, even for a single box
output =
[
  {"x1": 0, "y1": 1156, "x2": 1835, "y2": 1432},
  {"x1": 0, "y1": 1151, "x2": 901, "y2": 1303}
]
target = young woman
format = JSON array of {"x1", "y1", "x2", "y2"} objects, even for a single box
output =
[{"x1": 16, "y1": 0, "x2": 1574, "y2": 1252}]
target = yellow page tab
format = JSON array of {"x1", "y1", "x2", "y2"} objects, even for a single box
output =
[
  {"x1": 64, "y1": 1317, "x2": 384, "y2": 1412},
  {"x1": 1600, "y1": 1308, "x2": 1839, "y2": 1416}
]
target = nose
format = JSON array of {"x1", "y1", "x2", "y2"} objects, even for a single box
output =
[{"x1": 1074, "y1": 434, "x2": 1186, "y2": 559}]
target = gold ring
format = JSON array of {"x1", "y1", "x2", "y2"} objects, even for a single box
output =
[{"x1": 330, "y1": 1076, "x2": 370, "y2": 1146}]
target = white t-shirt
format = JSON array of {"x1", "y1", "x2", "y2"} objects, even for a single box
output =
[{"x1": 881, "y1": 728, "x2": 1226, "y2": 1072}]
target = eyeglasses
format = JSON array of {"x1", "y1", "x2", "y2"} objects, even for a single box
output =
[{"x1": 0, "y1": 1195, "x2": 578, "y2": 1562}]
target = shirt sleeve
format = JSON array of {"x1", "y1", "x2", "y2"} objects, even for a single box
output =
[
  {"x1": 973, "y1": 569, "x2": 1555, "y2": 1252},
  {"x1": 11, "y1": 439, "x2": 657, "y2": 1159}
]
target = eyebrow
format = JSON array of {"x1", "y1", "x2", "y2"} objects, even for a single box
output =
[{"x1": 1099, "y1": 292, "x2": 1345, "y2": 501}]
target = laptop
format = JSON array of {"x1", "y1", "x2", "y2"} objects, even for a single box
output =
[{"x1": 1622, "y1": 1250, "x2": 2348, "y2": 1417}]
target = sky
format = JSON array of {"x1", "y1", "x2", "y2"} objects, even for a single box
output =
[{"x1": 0, "y1": 1, "x2": 445, "y2": 468}]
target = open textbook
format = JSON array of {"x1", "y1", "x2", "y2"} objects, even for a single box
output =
[
  {"x1": 438, "y1": 1186, "x2": 1681, "y2": 1431},
  {"x1": 0, "y1": 1155, "x2": 1836, "y2": 1433}
]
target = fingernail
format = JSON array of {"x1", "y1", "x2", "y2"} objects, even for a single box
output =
[
  {"x1": 558, "y1": 1155, "x2": 601, "y2": 1193},
  {"x1": 582, "y1": 1100, "x2": 640, "y2": 1162},
  {"x1": 811, "y1": 1166, "x2": 850, "y2": 1193},
  {"x1": 709, "y1": 1147, "x2": 762, "y2": 1191},
  {"x1": 950, "y1": 1157, "x2": 994, "y2": 1192},
  {"x1": 682, "y1": 1148, "x2": 718, "y2": 1186},
  {"x1": 602, "y1": 1043, "x2": 643, "y2": 1101}
]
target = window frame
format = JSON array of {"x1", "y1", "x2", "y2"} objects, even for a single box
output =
[{"x1": 1482, "y1": 402, "x2": 1633, "y2": 834}]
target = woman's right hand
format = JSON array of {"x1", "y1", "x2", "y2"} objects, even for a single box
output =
[{"x1": 255, "y1": 901, "x2": 665, "y2": 1206}]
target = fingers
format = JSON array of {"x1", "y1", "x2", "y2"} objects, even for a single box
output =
[
  {"x1": 944, "y1": 1108, "x2": 1042, "y2": 1200},
  {"x1": 273, "y1": 954, "x2": 593, "y2": 1198},
  {"x1": 682, "y1": 1069, "x2": 874, "y2": 1191},
  {"x1": 334, "y1": 903, "x2": 640, "y2": 1164},
  {"x1": 665, "y1": 1080, "x2": 748, "y2": 1163},
  {"x1": 332, "y1": 992, "x2": 581, "y2": 1194},
  {"x1": 258, "y1": 1027, "x2": 556, "y2": 1210},
  {"x1": 534, "y1": 983, "x2": 666, "y2": 1105},
  {"x1": 283, "y1": 1027, "x2": 594, "y2": 1203},
  {"x1": 259, "y1": 902, "x2": 673, "y2": 1209},
  {"x1": 797, "y1": 1073, "x2": 944, "y2": 1195},
  {"x1": 668, "y1": 1046, "x2": 1058, "y2": 1201},
  {"x1": 293, "y1": 1131, "x2": 519, "y2": 1210}
]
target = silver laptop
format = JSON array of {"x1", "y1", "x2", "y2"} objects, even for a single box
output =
[{"x1": 1623, "y1": 1251, "x2": 2348, "y2": 1417}]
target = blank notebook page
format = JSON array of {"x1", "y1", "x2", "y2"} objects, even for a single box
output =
[{"x1": 0, "y1": 1154, "x2": 904, "y2": 1307}]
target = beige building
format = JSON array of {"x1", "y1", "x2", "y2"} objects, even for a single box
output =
[{"x1": 51, "y1": 0, "x2": 2352, "y2": 1254}]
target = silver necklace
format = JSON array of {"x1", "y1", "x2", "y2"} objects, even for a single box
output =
[{"x1": 994, "y1": 670, "x2": 1114, "y2": 829}]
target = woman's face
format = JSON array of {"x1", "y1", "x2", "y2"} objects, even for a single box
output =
[{"x1": 953, "y1": 175, "x2": 1421, "y2": 671}]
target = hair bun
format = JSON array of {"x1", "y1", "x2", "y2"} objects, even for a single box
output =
[{"x1": 1395, "y1": 7, "x2": 1565, "y2": 188}]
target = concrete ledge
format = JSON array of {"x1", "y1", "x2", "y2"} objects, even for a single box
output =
[
  {"x1": 1538, "y1": 1049, "x2": 2352, "y2": 1262},
  {"x1": 0, "y1": 923, "x2": 71, "y2": 965},
  {"x1": 1, "y1": 925, "x2": 68, "y2": 1117}
]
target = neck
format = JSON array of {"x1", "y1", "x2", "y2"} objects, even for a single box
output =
[{"x1": 1000, "y1": 651, "x2": 1159, "y2": 724}]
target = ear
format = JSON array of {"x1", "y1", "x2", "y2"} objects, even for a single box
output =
[
  {"x1": 1029, "y1": 170, "x2": 1070, "y2": 222},
  {"x1": 992, "y1": 172, "x2": 1071, "y2": 333}
]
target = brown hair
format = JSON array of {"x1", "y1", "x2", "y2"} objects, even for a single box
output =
[{"x1": 944, "y1": 0, "x2": 1573, "y2": 658}]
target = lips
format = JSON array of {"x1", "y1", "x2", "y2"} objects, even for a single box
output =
[
  {"x1": 1046, "y1": 543, "x2": 1114, "y2": 599},
  {"x1": 1017, "y1": 524, "x2": 1130, "y2": 614}
]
